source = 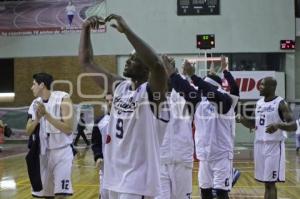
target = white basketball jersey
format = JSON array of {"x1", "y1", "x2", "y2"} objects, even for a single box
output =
[
  {"x1": 97, "y1": 114, "x2": 110, "y2": 153},
  {"x1": 29, "y1": 91, "x2": 73, "y2": 152},
  {"x1": 296, "y1": 119, "x2": 300, "y2": 135},
  {"x1": 255, "y1": 96, "x2": 285, "y2": 141},
  {"x1": 194, "y1": 89, "x2": 236, "y2": 161},
  {"x1": 103, "y1": 81, "x2": 168, "y2": 197},
  {"x1": 160, "y1": 89, "x2": 194, "y2": 164}
]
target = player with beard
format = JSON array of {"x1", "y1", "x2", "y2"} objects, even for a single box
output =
[{"x1": 239, "y1": 77, "x2": 297, "y2": 199}]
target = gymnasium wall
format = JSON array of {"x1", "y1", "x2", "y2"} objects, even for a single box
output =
[
  {"x1": 0, "y1": 0, "x2": 298, "y2": 144},
  {"x1": 0, "y1": 55, "x2": 117, "y2": 107},
  {"x1": 296, "y1": 37, "x2": 300, "y2": 100},
  {"x1": 0, "y1": 0, "x2": 295, "y2": 58}
]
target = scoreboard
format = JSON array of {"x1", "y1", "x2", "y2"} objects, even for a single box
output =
[
  {"x1": 177, "y1": 0, "x2": 220, "y2": 15},
  {"x1": 196, "y1": 34, "x2": 215, "y2": 49},
  {"x1": 280, "y1": 40, "x2": 295, "y2": 50}
]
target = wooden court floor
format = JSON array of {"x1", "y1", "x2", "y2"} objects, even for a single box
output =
[{"x1": 0, "y1": 144, "x2": 300, "y2": 199}]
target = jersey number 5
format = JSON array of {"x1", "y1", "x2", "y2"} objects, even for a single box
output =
[{"x1": 116, "y1": 118, "x2": 124, "y2": 139}]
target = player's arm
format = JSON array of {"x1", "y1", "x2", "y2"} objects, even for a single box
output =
[
  {"x1": 105, "y1": 14, "x2": 167, "y2": 103},
  {"x1": 26, "y1": 117, "x2": 39, "y2": 136},
  {"x1": 79, "y1": 16, "x2": 123, "y2": 94},
  {"x1": 219, "y1": 56, "x2": 240, "y2": 97},
  {"x1": 224, "y1": 70, "x2": 239, "y2": 96},
  {"x1": 37, "y1": 97, "x2": 74, "y2": 134},
  {"x1": 26, "y1": 103, "x2": 42, "y2": 135},
  {"x1": 183, "y1": 59, "x2": 233, "y2": 114},
  {"x1": 266, "y1": 100, "x2": 297, "y2": 133},
  {"x1": 91, "y1": 123, "x2": 103, "y2": 163},
  {"x1": 162, "y1": 55, "x2": 201, "y2": 107},
  {"x1": 238, "y1": 113, "x2": 256, "y2": 129},
  {"x1": 170, "y1": 73, "x2": 200, "y2": 105},
  {"x1": 223, "y1": 70, "x2": 240, "y2": 114},
  {"x1": 190, "y1": 75, "x2": 233, "y2": 112}
]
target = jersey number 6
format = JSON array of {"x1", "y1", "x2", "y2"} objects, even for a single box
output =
[{"x1": 259, "y1": 114, "x2": 265, "y2": 126}]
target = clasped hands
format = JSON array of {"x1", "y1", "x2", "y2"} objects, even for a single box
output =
[
  {"x1": 34, "y1": 101, "x2": 48, "y2": 120},
  {"x1": 83, "y1": 14, "x2": 130, "y2": 34}
]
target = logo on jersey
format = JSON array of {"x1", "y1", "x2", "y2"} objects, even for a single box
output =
[
  {"x1": 203, "y1": 103, "x2": 216, "y2": 117},
  {"x1": 113, "y1": 96, "x2": 137, "y2": 113},
  {"x1": 257, "y1": 105, "x2": 275, "y2": 113}
]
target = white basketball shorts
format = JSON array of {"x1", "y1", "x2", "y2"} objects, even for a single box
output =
[
  {"x1": 156, "y1": 162, "x2": 193, "y2": 199},
  {"x1": 254, "y1": 140, "x2": 285, "y2": 182},
  {"x1": 198, "y1": 157, "x2": 233, "y2": 191},
  {"x1": 32, "y1": 146, "x2": 73, "y2": 197},
  {"x1": 107, "y1": 190, "x2": 154, "y2": 199}
]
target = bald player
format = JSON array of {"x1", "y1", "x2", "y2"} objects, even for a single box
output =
[
  {"x1": 79, "y1": 14, "x2": 169, "y2": 199},
  {"x1": 239, "y1": 77, "x2": 297, "y2": 199}
]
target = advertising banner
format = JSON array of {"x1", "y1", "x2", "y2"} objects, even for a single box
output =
[
  {"x1": 0, "y1": 0, "x2": 106, "y2": 36},
  {"x1": 223, "y1": 71, "x2": 285, "y2": 100}
]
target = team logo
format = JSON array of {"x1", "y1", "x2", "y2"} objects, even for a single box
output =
[{"x1": 113, "y1": 96, "x2": 137, "y2": 113}]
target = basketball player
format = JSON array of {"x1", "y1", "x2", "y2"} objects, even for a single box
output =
[
  {"x1": 239, "y1": 77, "x2": 296, "y2": 199},
  {"x1": 26, "y1": 73, "x2": 74, "y2": 199},
  {"x1": 156, "y1": 56, "x2": 194, "y2": 199},
  {"x1": 163, "y1": 57, "x2": 241, "y2": 197},
  {"x1": 79, "y1": 15, "x2": 169, "y2": 199},
  {"x1": 91, "y1": 93, "x2": 113, "y2": 199},
  {"x1": 164, "y1": 57, "x2": 238, "y2": 199},
  {"x1": 211, "y1": 56, "x2": 241, "y2": 195}
]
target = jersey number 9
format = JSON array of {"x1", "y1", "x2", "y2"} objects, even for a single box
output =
[{"x1": 116, "y1": 118, "x2": 124, "y2": 139}]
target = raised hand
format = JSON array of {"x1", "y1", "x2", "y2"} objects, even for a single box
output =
[
  {"x1": 162, "y1": 55, "x2": 177, "y2": 77},
  {"x1": 208, "y1": 60, "x2": 216, "y2": 75},
  {"x1": 220, "y1": 55, "x2": 229, "y2": 71},
  {"x1": 105, "y1": 14, "x2": 130, "y2": 33},
  {"x1": 83, "y1": 16, "x2": 105, "y2": 30},
  {"x1": 182, "y1": 60, "x2": 195, "y2": 77}
]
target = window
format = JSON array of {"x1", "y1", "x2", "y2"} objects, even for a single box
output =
[{"x1": 0, "y1": 58, "x2": 14, "y2": 93}]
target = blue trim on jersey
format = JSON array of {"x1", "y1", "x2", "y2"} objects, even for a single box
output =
[
  {"x1": 32, "y1": 194, "x2": 54, "y2": 198},
  {"x1": 55, "y1": 193, "x2": 73, "y2": 196},
  {"x1": 254, "y1": 178, "x2": 285, "y2": 183},
  {"x1": 277, "y1": 141, "x2": 282, "y2": 182},
  {"x1": 170, "y1": 73, "x2": 233, "y2": 114},
  {"x1": 223, "y1": 70, "x2": 239, "y2": 97}
]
